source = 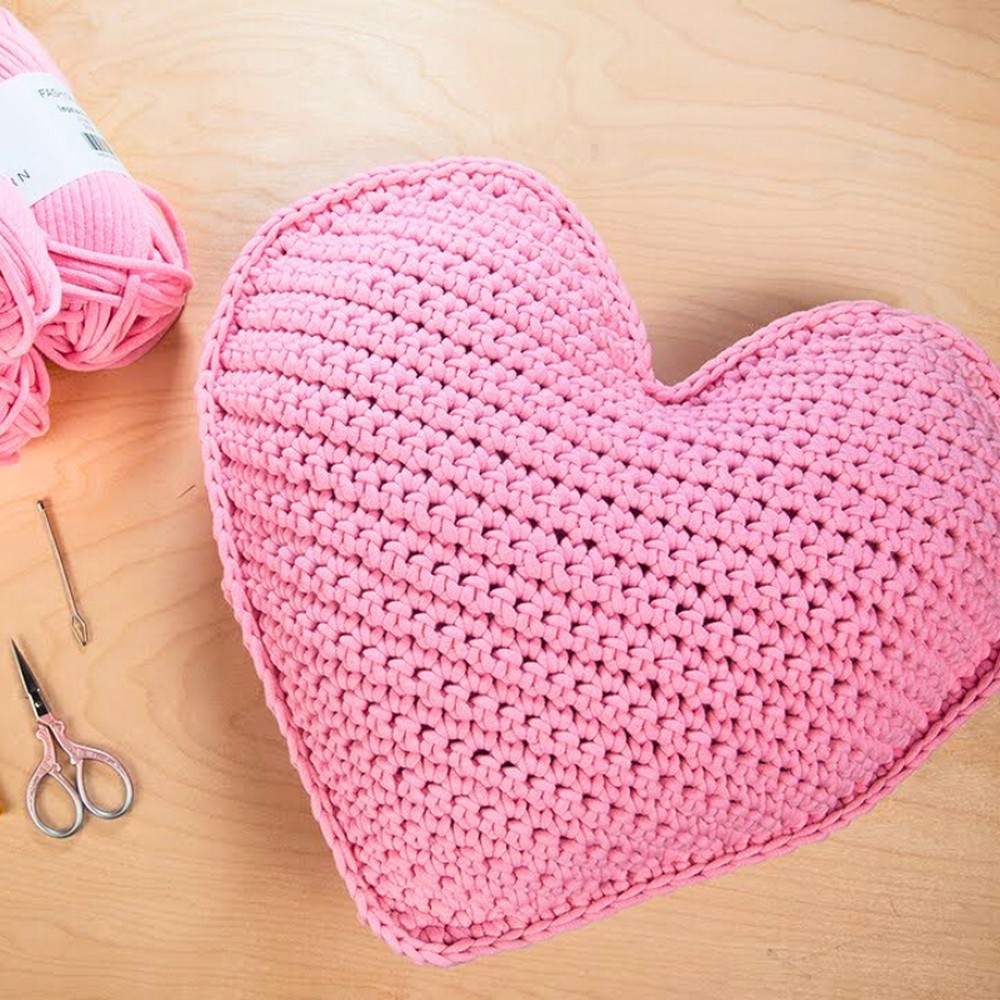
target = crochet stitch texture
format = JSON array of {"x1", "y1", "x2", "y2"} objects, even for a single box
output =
[{"x1": 199, "y1": 158, "x2": 1000, "y2": 965}]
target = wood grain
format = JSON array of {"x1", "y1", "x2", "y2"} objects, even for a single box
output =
[{"x1": 1, "y1": 1, "x2": 998, "y2": 997}]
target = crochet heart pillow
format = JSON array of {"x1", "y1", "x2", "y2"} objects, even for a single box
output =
[{"x1": 199, "y1": 158, "x2": 1000, "y2": 965}]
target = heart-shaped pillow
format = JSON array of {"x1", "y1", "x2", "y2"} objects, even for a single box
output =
[{"x1": 198, "y1": 158, "x2": 1000, "y2": 965}]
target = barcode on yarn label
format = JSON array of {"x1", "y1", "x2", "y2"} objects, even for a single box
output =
[
  {"x1": 82, "y1": 132, "x2": 114, "y2": 154},
  {"x1": 0, "y1": 71, "x2": 129, "y2": 206}
]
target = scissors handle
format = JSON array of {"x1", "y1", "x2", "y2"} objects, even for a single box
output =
[
  {"x1": 26, "y1": 722, "x2": 85, "y2": 839},
  {"x1": 27, "y1": 715, "x2": 134, "y2": 838},
  {"x1": 46, "y1": 715, "x2": 134, "y2": 821}
]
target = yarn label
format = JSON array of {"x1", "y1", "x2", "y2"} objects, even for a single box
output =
[{"x1": 0, "y1": 72, "x2": 129, "y2": 206}]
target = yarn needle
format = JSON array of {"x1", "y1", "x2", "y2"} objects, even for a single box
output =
[{"x1": 36, "y1": 500, "x2": 90, "y2": 647}]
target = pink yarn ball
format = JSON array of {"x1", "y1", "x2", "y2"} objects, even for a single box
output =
[
  {"x1": 0, "y1": 175, "x2": 60, "y2": 361},
  {"x1": 0, "y1": 10, "x2": 193, "y2": 371},
  {"x1": 0, "y1": 346, "x2": 49, "y2": 464}
]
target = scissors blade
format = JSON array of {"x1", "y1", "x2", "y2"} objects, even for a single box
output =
[{"x1": 10, "y1": 640, "x2": 50, "y2": 720}]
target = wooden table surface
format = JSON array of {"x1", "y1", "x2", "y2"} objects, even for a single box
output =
[{"x1": 1, "y1": 2, "x2": 998, "y2": 997}]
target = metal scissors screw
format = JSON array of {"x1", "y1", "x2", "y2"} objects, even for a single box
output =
[
  {"x1": 11, "y1": 640, "x2": 134, "y2": 839},
  {"x1": 36, "y1": 499, "x2": 90, "y2": 648}
]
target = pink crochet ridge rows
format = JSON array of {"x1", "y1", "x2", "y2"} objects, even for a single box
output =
[{"x1": 198, "y1": 157, "x2": 1000, "y2": 965}]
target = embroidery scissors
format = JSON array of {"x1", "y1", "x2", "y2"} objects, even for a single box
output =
[{"x1": 12, "y1": 639, "x2": 134, "y2": 838}]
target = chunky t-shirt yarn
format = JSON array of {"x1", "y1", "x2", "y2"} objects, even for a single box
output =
[
  {"x1": 0, "y1": 176, "x2": 57, "y2": 463},
  {"x1": 0, "y1": 8, "x2": 192, "y2": 372},
  {"x1": 199, "y1": 157, "x2": 1000, "y2": 965},
  {"x1": 0, "y1": 175, "x2": 60, "y2": 362}
]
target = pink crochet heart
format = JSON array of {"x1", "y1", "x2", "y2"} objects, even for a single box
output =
[{"x1": 199, "y1": 158, "x2": 1000, "y2": 965}]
